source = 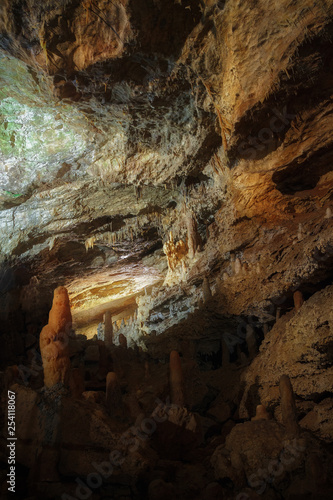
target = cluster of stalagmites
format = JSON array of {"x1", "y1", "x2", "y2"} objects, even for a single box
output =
[{"x1": 6, "y1": 284, "x2": 330, "y2": 499}]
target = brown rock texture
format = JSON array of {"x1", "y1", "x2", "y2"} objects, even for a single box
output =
[{"x1": 239, "y1": 285, "x2": 333, "y2": 440}]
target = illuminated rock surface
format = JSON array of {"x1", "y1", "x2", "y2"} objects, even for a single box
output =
[{"x1": 0, "y1": 1, "x2": 333, "y2": 499}]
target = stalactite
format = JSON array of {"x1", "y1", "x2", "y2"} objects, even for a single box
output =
[
  {"x1": 163, "y1": 231, "x2": 187, "y2": 271},
  {"x1": 85, "y1": 235, "x2": 96, "y2": 251}
]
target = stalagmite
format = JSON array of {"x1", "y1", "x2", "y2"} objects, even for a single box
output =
[
  {"x1": 279, "y1": 374, "x2": 299, "y2": 436},
  {"x1": 251, "y1": 404, "x2": 270, "y2": 421},
  {"x1": 293, "y1": 290, "x2": 304, "y2": 311},
  {"x1": 39, "y1": 286, "x2": 72, "y2": 388},
  {"x1": 48, "y1": 286, "x2": 72, "y2": 335},
  {"x1": 118, "y1": 333, "x2": 127, "y2": 348},
  {"x1": 106, "y1": 371, "x2": 123, "y2": 417},
  {"x1": 246, "y1": 325, "x2": 257, "y2": 359},
  {"x1": 104, "y1": 310, "x2": 113, "y2": 346},
  {"x1": 169, "y1": 350, "x2": 185, "y2": 407}
]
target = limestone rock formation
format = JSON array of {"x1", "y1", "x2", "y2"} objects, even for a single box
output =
[
  {"x1": 239, "y1": 285, "x2": 333, "y2": 442},
  {"x1": 251, "y1": 404, "x2": 270, "y2": 422},
  {"x1": 279, "y1": 374, "x2": 300, "y2": 437},
  {"x1": 48, "y1": 286, "x2": 72, "y2": 335},
  {"x1": 163, "y1": 232, "x2": 188, "y2": 273},
  {"x1": 39, "y1": 286, "x2": 72, "y2": 388},
  {"x1": 0, "y1": 0, "x2": 333, "y2": 498}
]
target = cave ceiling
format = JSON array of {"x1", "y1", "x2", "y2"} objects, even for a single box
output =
[{"x1": 0, "y1": 0, "x2": 332, "y2": 328}]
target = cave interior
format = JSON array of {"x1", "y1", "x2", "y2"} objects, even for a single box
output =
[{"x1": 0, "y1": 1, "x2": 333, "y2": 499}]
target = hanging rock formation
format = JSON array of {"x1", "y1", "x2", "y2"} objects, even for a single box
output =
[
  {"x1": 186, "y1": 210, "x2": 200, "y2": 260},
  {"x1": 163, "y1": 232, "x2": 188, "y2": 272}
]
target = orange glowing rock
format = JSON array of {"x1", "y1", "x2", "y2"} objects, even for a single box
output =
[
  {"x1": 48, "y1": 286, "x2": 72, "y2": 335},
  {"x1": 39, "y1": 286, "x2": 72, "y2": 388},
  {"x1": 40, "y1": 324, "x2": 70, "y2": 388}
]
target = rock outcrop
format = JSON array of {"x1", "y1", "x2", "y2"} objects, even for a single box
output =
[{"x1": 239, "y1": 285, "x2": 333, "y2": 441}]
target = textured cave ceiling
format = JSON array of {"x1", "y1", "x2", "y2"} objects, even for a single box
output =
[{"x1": 0, "y1": 0, "x2": 332, "y2": 339}]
